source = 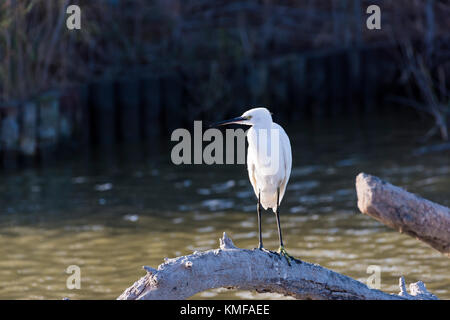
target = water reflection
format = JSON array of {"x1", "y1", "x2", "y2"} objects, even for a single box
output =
[{"x1": 0, "y1": 115, "x2": 449, "y2": 299}]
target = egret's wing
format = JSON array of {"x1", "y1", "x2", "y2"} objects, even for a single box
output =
[
  {"x1": 277, "y1": 125, "x2": 292, "y2": 202},
  {"x1": 247, "y1": 147, "x2": 259, "y2": 197}
]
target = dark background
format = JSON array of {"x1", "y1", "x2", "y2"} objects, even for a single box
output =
[{"x1": 0, "y1": 0, "x2": 449, "y2": 170}]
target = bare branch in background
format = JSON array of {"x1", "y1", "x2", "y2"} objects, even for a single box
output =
[
  {"x1": 393, "y1": 42, "x2": 449, "y2": 141},
  {"x1": 356, "y1": 173, "x2": 450, "y2": 255},
  {"x1": 0, "y1": 0, "x2": 95, "y2": 104}
]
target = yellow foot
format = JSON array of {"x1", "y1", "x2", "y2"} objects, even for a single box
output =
[{"x1": 278, "y1": 246, "x2": 294, "y2": 266}]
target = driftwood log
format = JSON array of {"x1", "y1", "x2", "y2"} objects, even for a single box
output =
[
  {"x1": 356, "y1": 172, "x2": 450, "y2": 255},
  {"x1": 118, "y1": 233, "x2": 437, "y2": 300}
]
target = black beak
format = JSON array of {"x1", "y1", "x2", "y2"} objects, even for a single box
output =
[{"x1": 210, "y1": 116, "x2": 247, "y2": 128}]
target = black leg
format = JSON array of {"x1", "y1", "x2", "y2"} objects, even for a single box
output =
[
  {"x1": 276, "y1": 188, "x2": 294, "y2": 265},
  {"x1": 257, "y1": 191, "x2": 264, "y2": 249},
  {"x1": 275, "y1": 188, "x2": 284, "y2": 248}
]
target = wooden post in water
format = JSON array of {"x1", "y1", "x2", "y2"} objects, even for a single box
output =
[
  {"x1": 141, "y1": 75, "x2": 161, "y2": 139},
  {"x1": 162, "y1": 71, "x2": 183, "y2": 132},
  {"x1": 347, "y1": 49, "x2": 362, "y2": 114},
  {"x1": 117, "y1": 78, "x2": 141, "y2": 143},
  {"x1": 269, "y1": 58, "x2": 291, "y2": 122},
  {"x1": 90, "y1": 81, "x2": 116, "y2": 147},
  {"x1": 1, "y1": 104, "x2": 19, "y2": 170},
  {"x1": 20, "y1": 101, "x2": 38, "y2": 165},
  {"x1": 307, "y1": 55, "x2": 327, "y2": 117},
  {"x1": 37, "y1": 91, "x2": 60, "y2": 165},
  {"x1": 329, "y1": 52, "x2": 346, "y2": 116},
  {"x1": 290, "y1": 55, "x2": 307, "y2": 120},
  {"x1": 77, "y1": 84, "x2": 91, "y2": 147},
  {"x1": 248, "y1": 61, "x2": 269, "y2": 108},
  {"x1": 72, "y1": 84, "x2": 92, "y2": 167},
  {"x1": 59, "y1": 87, "x2": 78, "y2": 146},
  {"x1": 232, "y1": 61, "x2": 250, "y2": 115},
  {"x1": 362, "y1": 49, "x2": 377, "y2": 113}
]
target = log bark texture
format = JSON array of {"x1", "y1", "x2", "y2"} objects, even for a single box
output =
[
  {"x1": 118, "y1": 233, "x2": 437, "y2": 300},
  {"x1": 356, "y1": 172, "x2": 450, "y2": 255}
]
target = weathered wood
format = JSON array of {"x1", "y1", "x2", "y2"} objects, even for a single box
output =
[
  {"x1": 78, "y1": 84, "x2": 91, "y2": 147},
  {"x1": 90, "y1": 81, "x2": 116, "y2": 147},
  {"x1": 269, "y1": 59, "x2": 290, "y2": 122},
  {"x1": 347, "y1": 49, "x2": 362, "y2": 113},
  {"x1": 118, "y1": 233, "x2": 438, "y2": 300},
  {"x1": 290, "y1": 56, "x2": 307, "y2": 119},
  {"x1": 37, "y1": 91, "x2": 60, "y2": 165},
  {"x1": 307, "y1": 56, "x2": 328, "y2": 117},
  {"x1": 59, "y1": 87, "x2": 79, "y2": 143},
  {"x1": 329, "y1": 52, "x2": 346, "y2": 115},
  {"x1": 20, "y1": 101, "x2": 38, "y2": 157},
  {"x1": 361, "y1": 49, "x2": 377, "y2": 113},
  {"x1": 248, "y1": 61, "x2": 268, "y2": 107},
  {"x1": 356, "y1": 172, "x2": 450, "y2": 255},
  {"x1": 141, "y1": 75, "x2": 162, "y2": 139},
  {"x1": 117, "y1": 78, "x2": 141, "y2": 142},
  {"x1": 1, "y1": 106, "x2": 19, "y2": 169},
  {"x1": 38, "y1": 91, "x2": 60, "y2": 147},
  {"x1": 162, "y1": 72, "x2": 183, "y2": 132},
  {"x1": 231, "y1": 61, "x2": 251, "y2": 116}
]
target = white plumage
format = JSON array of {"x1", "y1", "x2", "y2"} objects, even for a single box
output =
[
  {"x1": 244, "y1": 109, "x2": 292, "y2": 212},
  {"x1": 213, "y1": 107, "x2": 294, "y2": 262}
]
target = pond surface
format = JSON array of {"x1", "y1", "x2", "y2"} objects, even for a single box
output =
[{"x1": 0, "y1": 114, "x2": 449, "y2": 300}]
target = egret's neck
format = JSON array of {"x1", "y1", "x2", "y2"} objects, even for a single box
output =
[
  {"x1": 248, "y1": 120, "x2": 274, "y2": 149},
  {"x1": 251, "y1": 120, "x2": 273, "y2": 130}
]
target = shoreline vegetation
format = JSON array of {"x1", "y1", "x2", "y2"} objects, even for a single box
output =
[{"x1": 0, "y1": 1, "x2": 449, "y2": 170}]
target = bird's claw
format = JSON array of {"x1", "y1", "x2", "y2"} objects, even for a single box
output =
[
  {"x1": 278, "y1": 246, "x2": 294, "y2": 266},
  {"x1": 256, "y1": 246, "x2": 271, "y2": 254}
]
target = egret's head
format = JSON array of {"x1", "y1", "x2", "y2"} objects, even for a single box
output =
[{"x1": 211, "y1": 107, "x2": 273, "y2": 127}]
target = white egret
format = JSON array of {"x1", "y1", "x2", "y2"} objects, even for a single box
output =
[{"x1": 213, "y1": 107, "x2": 294, "y2": 264}]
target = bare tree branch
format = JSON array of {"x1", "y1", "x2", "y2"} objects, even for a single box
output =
[
  {"x1": 356, "y1": 172, "x2": 450, "y2": 255},
  {"x1": 118, "y1": 233, "x2": 438, "y2": 300}
]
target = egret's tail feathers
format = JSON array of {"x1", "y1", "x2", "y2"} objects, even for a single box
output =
[
  {"x1": 259, "y1": 192, "x2": 280, "y2": 212},
  {"x1": 258, "y1": 184, "x2": 286, "y2": 213}
]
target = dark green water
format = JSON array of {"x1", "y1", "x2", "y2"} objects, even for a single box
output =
[{"x1": 0, "y1": 115, "x2": 449, "y2": 299}]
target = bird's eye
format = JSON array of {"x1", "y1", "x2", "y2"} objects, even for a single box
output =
[{"x1": 246, "y1": 115, "x2": 252, "y2": 120}]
